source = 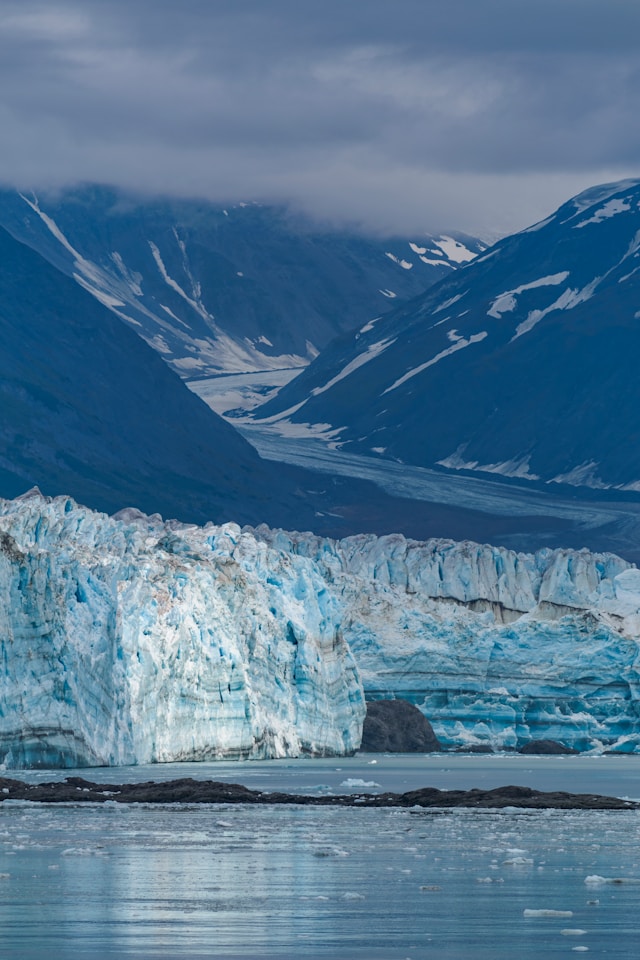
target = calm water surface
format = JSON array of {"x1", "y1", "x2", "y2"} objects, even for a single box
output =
[{"x1": 2, "y1": 755, "x2": 640, "y2": 959}]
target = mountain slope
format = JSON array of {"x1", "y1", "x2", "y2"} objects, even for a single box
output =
[
  {"x1": 0, "y1": 223, "x2": 325, "y2": 527},
  {"x1": 0, "y1": 185, "x2": 484, "y2": 377},
  {"x1": 254, "y1": 179, "x2": 640, "y2": 491}
]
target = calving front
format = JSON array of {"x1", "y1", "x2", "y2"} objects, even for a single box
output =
[{"x1": 2, "y1": 492, "x2": 640, "y2": 767}]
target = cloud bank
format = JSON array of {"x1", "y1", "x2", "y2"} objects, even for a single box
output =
[{"x1": 1, "y1": 0, "x2": 639, "y2": 235}]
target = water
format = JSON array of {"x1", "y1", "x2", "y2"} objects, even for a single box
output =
[
  {"x1": 2, "y1": 756, "x2": 640, "y2": 959},
  {"x1": 12, "y1": 752, "x2": 640, "y2": 802}
]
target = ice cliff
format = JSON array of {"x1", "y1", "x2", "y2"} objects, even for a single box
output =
[
  {"x1": 0, "y1": 493, "x2": 364, "y2": 767},
  {"x1": 2, "y1": 493, "x2": 640, "y2": 768},
  {"x1": 258, "y1": 528, "x2": 640, "y2": 753}
]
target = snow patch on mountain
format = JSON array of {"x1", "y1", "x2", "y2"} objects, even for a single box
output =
[
  {"x1": 437, "y1": 448, "x2": 540, "y2": 481},
  {"x1": 573, "y1": 197, "x2": 633, "y2": 229},
  {"x1": 311, "y1": 338, "x2": 397, "y2": 397},
  {"x1": 149, "y1": 241, "x2": 209, "y2": 322},
  {"x1": 512, "y1": 279, "x2": 600, "y2": 340},
  {"x1": 433, "y1": 236, "x2": 479, "y2": 263},
  {"x1": 487, "y1": 273, "x2": 570, "y2": 319},
  {"x1": 385, "y1": 252, "x2": 413, "y2": 269},
  {"x1": 568, "y1": 180, "x2": 640, "y2": 217},
  {"x1": 550, "y1": 461, "x2": 611, "y2": 490},
  {"x1": 383, "y1": 331, "x2": 488, "y2": 393},
  {"x1": 360, "y1": 316, "x2": 381, "y2": 334}
]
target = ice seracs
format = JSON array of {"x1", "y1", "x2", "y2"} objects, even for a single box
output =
[
  {"x1": 0, "y1": 494, "x2": 364, "y2": 768},
  {"x1": 2, "y1": 492, "x2": 640, "y2": 767},
  {"x1": 258, "y1": 527, "x2": 640, "y2": 754}
]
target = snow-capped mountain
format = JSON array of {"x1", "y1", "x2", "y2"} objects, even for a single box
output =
[
  {"x1": 2, "y1": 491, "x2": 640, "y2": 767},
  {"x1": 253, "y1": 179, "x2": 640, "y2": 492},
  {"x1": 0, "y1": 185, "x2": 484, "y2": 378}
]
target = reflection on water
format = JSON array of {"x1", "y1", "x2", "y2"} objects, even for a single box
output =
[{"x1": 1, "y1": 799, "x2": 640, "y2": 959}]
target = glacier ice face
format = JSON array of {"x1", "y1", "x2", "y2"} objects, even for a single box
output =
[
  {"x1": 0, "y1": 495, "x2": 364, "y2": 768},
  {"x1": 2, "y1": 492, "x2": 640, "y2": 767},
  {"x1": 257, "y1": 529, "x2": 640, "y2": 753}
]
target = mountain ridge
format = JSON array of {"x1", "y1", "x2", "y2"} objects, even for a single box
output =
[{"x1": 252, "y1": 178, "x2": 640, "y2": 492}]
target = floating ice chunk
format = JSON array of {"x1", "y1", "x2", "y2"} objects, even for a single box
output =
[
  {"x1": 561, "y1": 929, "x2": 587, "y2": 936},
  {"x1": 341, "y1": 892, "x2": 366, "y2": 900},
  {"x1": 585, "y1": 875, "x2": 640, "y2": 885},
  {"x1": 313, "y1": 846, "x2": 350, "y2": 858},
  {"x1": 523, "y1": 909, "x2": 574, "y2": 918},
  {"x1": 339, "y1": 779, "x2": 380, "y2": 789}
]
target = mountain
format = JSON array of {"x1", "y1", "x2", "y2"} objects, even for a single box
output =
[
  {"x1": 253, "y1": 179, "x2": 640, "y2": 492},
  {"x1": 0, "y1": 185, "x2": 484, "y2": 378},
  {"x1": 0, "y1": 222, "x2": 333, "y2": 527},
  {"x1": 2, "y1": 491, "x2": 639, "y2": 767},
  {"x1": 0, "y1": 218, "x2": 544, "y2": 540}
]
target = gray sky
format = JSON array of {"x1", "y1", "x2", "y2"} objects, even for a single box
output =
[{"x1": 1, "y1": 0, "x2": 639, "y2": 236}]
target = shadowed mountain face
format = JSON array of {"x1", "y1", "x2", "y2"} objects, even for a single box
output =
[
  {"x1": 0, "y1": 221, "x2": 528, "y2": 538},
  {"x1": 0, "y1": 223, "x2": 323, "y2": 527},
  {"x1": 0, "y1": 185, "x2": 483, "y2": 378},
  {"x1": 254, "y1": 179, "x2": 640, "y2": 493}
]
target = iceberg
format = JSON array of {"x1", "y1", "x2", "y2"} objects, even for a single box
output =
[
  {"x1": 2, "y1": 492, "x2": 640, "y2": 767},
  {"x1": 0, "y1": 494, "x2": 364, "y2": 767}
]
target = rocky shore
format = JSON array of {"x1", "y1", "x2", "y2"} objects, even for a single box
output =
[{"x1": 1, "y1": 776, "x2": 636, "y2": 810}]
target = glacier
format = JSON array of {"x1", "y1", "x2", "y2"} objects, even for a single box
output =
[
  {"x1": 2, "y1": 492, "x2": 640, "y2": 768},
  {"x1": 256, "y1": 528, "x2": 640, "y2": 754},
  {"x1": 0, "y1": 493, "x2": 364, "y2": 767}
]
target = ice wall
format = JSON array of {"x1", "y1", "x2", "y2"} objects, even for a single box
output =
[
  {"x1": 2, "y1": 492, "x2": 640, "y2": 767},
  {"x1": 0, "y1": 494, "x2": 364, "y2": 767},
  {"x1": 259, "y1": 529, "x2": 640, "y2": 752}
]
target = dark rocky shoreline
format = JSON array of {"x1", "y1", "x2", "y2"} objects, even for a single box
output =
[{"x1": 0, "y1": 776, "x2": 636, "y2": 810}]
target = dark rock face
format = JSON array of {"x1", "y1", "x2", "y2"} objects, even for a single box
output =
[
  {"x1": 0, "y1": 776, "x2": 635, "y2": 810},
  {"x1": 360, "y1": 699, "x2": 441, "y2": 752},
  {"x1": 519, "y1": 740, "x2": 579, "y2": 756}
]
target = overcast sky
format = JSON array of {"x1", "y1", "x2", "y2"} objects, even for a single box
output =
[{"x1": 1, "y1": 0, "x2": 639, "y2": 237}]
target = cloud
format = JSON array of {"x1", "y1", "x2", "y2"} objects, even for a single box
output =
[{"x1": 0, "y1": 0, "x2": 639, "y2": 235}]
